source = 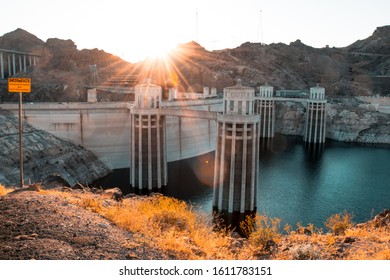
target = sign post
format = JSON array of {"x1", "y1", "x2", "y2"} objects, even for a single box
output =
[{"x1": 8, "y1": 78, "x2": 31, "y2": 188}]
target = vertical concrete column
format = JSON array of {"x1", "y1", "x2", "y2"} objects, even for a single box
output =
[
  {"x1": 262, "y1": 101, "x2": 266, "y2": 137},
  {"x1": 308, "y1": 103, "x2": 314, "y2": 143},
  {"x1": 212, "y1": 122, "x2": 220, "y2": 208},
  {"x1": 19, "y1": 55, "x2": 22, "y2": 72},
  {"x1": 271, "y1": 101, "x2": 275, "y2": 137},
  {"x1": 157, "y1": 114, "x2": 161, "y2": 188},
  {"x1": 147, "y1": 114, "x2": 152, "y2": 190},
  {"x1": 319, "y1": 103, "x2": 323, "y2": 143},
  {"x1": 216, "y1": 122, "x2": 226, "y2": 210},
  {"x1": 12, "y1": 54, "x2": 16, "y2": 75},
  {"x1": 8, "y1": 54, "x2": 12, "y2": 76},
  {"x1": 23, "y1": 55, "x2": 27, "y2": 72},
  {"x1": 251, "y1": 123, "x2": 259, "y2": 211},
  {"x1": 130, "y1": 113, "x2": 134, "y2": 185},
  {"x1": 163, "y1": 115, "x2": 168, "y2": 186},
  {"x1": 228, "y1": 123, "x2": 236, "y2": 213},
  {"x1": 304, "y1": 102, "x2": 309, "y2": 141},
  {"x1": 240, "y1": 124, "x2": 248, "y2": 213},
  {"x1": 322, "y1": 103, "x2": 326, "y2": 142},
  {"x1": 0, "y1": 52, "x2": 4, "y2": 79},
  {"x1": 138, "y1": 114, "x2": 142, "y2": 189},
  {"x1": 314, "y1": 103, "x2": 319, "y2": 143}
]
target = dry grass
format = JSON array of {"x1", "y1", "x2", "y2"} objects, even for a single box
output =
[
  {"x1": 3, "y1": 186, "x2": 388, "y2": 260},
  {"x1": 49, "y1": 191, "x2": 241, "y2": 259},
  {"x1": 100, "y1": 194, "x2": 240, "y2": 259},
  {"x1": 63, "y1": 192, "x2": 390, "y2": 260}
]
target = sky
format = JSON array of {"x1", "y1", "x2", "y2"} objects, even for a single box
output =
[{"x1": 1, "y1": 0, "x2": 389, "y2": 63}]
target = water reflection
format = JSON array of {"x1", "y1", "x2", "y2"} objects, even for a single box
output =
[{"x1": 304, "y1": 142, "x2": 324, "y2": 162}]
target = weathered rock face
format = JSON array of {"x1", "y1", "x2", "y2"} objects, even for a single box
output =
[
  {"x1": 326, "y1": 99, "x2": 390, "y2": 144},
  {"x1": 274, "y1": 101, "x2": 306, "y2": 136},
  {"x1": 274, "y1": 98, "x2": 390, "y2": 144},
  {"x1": 0, "y1": 110, "x2": 111, "y2": 187}
]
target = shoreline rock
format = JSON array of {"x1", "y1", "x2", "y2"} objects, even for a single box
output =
[{"x1": 275, "y1": 97, "x2": 390, "y2": 144}]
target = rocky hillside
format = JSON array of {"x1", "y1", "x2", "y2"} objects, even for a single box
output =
[
  {"x1": 0, "y1": 110, "x2": 111, "y2": 187},
  {"x1": 1, "y1": 26, "x2": 389, "y2": 101},
  {"x1": 274, "y1": 98, "x2": 390, "y2": 144},
  {"x1": 0, "y1": 28, "x2": 131, "y2": 102},
  {"x1": 141, "y1": 26, "x2": 390, "y2": 95}
]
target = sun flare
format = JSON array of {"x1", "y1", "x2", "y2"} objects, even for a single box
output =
[{"x1": 143, "y1": 42, "x2": 176, "y2": 60}]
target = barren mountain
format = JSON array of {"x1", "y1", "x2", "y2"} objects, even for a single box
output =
[{"x1": 0, "y1": 26, "x2": 389, "y2": 102}]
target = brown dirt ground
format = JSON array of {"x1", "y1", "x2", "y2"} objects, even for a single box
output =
[{"x1": 0, "y1": 189, "x2": 172, "y2": 260}]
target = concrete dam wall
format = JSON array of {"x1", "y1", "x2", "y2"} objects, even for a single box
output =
[{"x1": 0, "y1": 100, "x2": 222, "y2": 169}]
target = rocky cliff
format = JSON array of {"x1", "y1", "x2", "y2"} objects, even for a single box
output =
[
  {"x1": 326, "y1": 98, "x2": 390, "y2": 143},
  {"x1": 0, "y1": 110, "x2": 111, "y2": 187},
  {"x1": 275, "y1": 98, "x2": 390, "y2": 144}
]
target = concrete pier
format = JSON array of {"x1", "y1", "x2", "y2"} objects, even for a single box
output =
[
  {"x1": 0, "y1": 49, "x2": 40, "y2": 79},
  {"x1": 130, "y1": 79, "x2": 167, "y2": 190},
  {"x1": 304, "y1": 84, "x2": 327, "y2": 144},
  {"x1": 213, "y1": 80, "x2": 260, "y2": 214}
]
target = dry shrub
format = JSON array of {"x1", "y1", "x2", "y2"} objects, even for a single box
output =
[
  {"x1": 325, "y1": 211, "x2": 354, "y2": 236},
  {"x1": 241, "y1": 213, "x2": 282, "y2": 251},
  {"x1": 143, "y1": 195, "x2": 196, "y2": 233},
  {"x1": 104, "y1": 195, "x2": 195, "y2": 234}
]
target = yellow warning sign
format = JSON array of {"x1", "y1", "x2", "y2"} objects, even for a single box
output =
[{"x1": 8, "y1": 78, "x2": 31, "y2": 93}]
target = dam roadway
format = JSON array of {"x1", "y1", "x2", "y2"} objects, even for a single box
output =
[{"x1": 0, "y1": 100, "x2": 222, "y2": 169}]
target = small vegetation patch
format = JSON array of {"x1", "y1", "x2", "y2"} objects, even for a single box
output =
[
  {"x1": 0, "y1": 185, "x2": 12, "y2": 196},
  {"x1": 325, "y1": 211, "x2": 354, "y2": 236}
]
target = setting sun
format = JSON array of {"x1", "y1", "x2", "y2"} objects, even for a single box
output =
[{"x1": 142, "y1": 42, "x2": 176, "y2": 60}]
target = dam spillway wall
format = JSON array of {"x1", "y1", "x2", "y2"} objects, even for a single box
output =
[{"x1": 0, "y1": 100, "x2": 223, "y2": 169}]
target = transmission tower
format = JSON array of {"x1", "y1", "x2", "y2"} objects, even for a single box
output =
[{"x1": 89, "y1": 64, "x2": 98, "y2": 86}]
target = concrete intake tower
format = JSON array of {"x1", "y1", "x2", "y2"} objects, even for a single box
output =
[
  {"x1": 257, "y1": 83, "x2": 275, "y2": 138},
  {"x1": 213, "y1": 79, "x2": 260, "y2": 215},
  {"x1": 130, "y1": 79, "x2": 168, "y2": 191},
  {"x1": 304, "y1": 84, "x2": 327, "y2": 144}
]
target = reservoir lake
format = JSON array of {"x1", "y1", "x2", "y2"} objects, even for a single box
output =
[{"x1": 95, "y1": 135, "x2": 390, "y2": 230}]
